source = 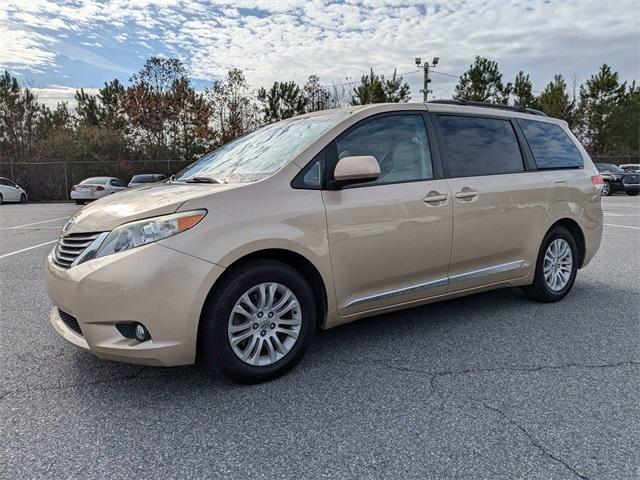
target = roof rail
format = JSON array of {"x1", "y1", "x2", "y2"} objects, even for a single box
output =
[{"x1": 427, "y1": 99, "x2": 547, "y2": 117}]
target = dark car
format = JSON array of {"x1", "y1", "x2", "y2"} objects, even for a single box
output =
[
  {"x1": 128, "y1": 173, "x2": 167, "y2": 188},
  {"x1": 595, "y1": 163, "x2": 640, "y2": 196}
]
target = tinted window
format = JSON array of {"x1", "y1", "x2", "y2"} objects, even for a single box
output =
[
  {"x1": 0, "y1": 179, "x2": 12, "y2": 187},
  {"x1": 335, "y1": 115, "x2": 433, "y2": 186},
  {"x1": 437, "y1": 115, "x2": 524, "y2": 177},
  {"x1": 293, "y1": 151, "x2": 324, "y2": 189},
  {"x1": 517, "y1": 119, "x2": 583, "y2": 169}
]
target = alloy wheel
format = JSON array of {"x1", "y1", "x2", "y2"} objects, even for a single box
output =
[
  {"x1": 543, "y1": 238, "x2": 573, "y2": 291},
  {"x1": 227, "y1": 282, "x2": 302, "y2": 366}
]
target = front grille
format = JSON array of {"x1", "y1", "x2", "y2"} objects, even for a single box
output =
[
  {"x1": 58, "y1": 309, "x2": 83, "y2": 335},
  {"x1": 623, "y1": 174, "x2": 640, "y2": 185},
  {"x1": 53, "y1": 232, "x2": 102, "y2": 269}
]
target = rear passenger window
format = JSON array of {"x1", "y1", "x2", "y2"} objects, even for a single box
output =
[
  {"x1": 335, "y1": 115, "x2": 433, "y2": 186},
  {"x1": 517, "y1": 119, "x2": 583, "y2": 169},
  {"x1": 436, "y1": 115, "x2": 524, "y2": 177}
]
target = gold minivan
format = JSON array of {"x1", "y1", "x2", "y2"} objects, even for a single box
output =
[{"x1": 45, "y1": 101, "x2": 604, "y2": 383}]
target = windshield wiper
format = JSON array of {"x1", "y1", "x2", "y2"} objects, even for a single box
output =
[{"x1": 184, "y1": 176, "x2": 225, "y2": 184}]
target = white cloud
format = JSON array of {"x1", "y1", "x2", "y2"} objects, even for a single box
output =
[
  {"x1": 30, "y1": 86, "x2": 100, "y2": 109},
  {"x1": 0, "y1": 0, "x2": 638, "y2": 101}
]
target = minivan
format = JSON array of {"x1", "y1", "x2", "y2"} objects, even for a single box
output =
[{"x1": 45, "y1": 101, "x2": 604, "y2": 384}]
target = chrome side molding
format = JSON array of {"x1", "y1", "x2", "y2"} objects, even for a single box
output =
[
  {"x1": 344, "y1": 260, "x2": 526, "y2": 310},
  {"x1": 448, "y1": 260, "x2": 525, "y2": 284},
  {"x1": 344, "y1": 277, "x2": 448, "y2": 309}
]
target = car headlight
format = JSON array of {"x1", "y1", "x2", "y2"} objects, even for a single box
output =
[{"x1": 94, "y1": 210, "x2": 206, "y2": 259}]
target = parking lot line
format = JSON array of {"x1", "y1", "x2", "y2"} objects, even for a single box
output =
[
  {"x1": 0, "y1": 240, "x2": 57, "y2": 260},
  {"x1": 0, "y1": 216, "x2": 69, "y2": 230},
  {"x1": 603, "y1": 223, "x2": 640, "y2": 230},
  {"x1": 608, "y1": 203, "x2": 640, "y2": 209}
]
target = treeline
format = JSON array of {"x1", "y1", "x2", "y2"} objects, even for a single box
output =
[
  {"x1": 454, "y1": 57, "x2": 638, "y2": 156},
  {"x1": 0, "y1": 56, "x2": 637, "y2": 200}
]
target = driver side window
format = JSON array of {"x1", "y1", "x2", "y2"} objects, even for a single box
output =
[{"x1": 335, "y1": 114, "x2": 433, "y2": 187}]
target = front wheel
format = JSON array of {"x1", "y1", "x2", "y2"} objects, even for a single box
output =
[
  {"x1": 523, "y1": 226, "x2": 578, "y2": 302},
  {"x1": 199, "y1": 259, "x2": 316, "y2": 384},
  {"x1": 20, "y1": 194, "x2": 27, "y2": 204},
  {"x1": 627, "y1": 191, "x2": 638, "y2": 196}
]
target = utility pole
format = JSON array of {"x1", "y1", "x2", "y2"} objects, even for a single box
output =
[{"x1": 415, "y1": 57, "x2": 439, "y2": 101}]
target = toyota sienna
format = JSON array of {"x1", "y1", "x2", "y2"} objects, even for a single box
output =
[{"x1": 45, "y1": 101, "x2": 604, "y2": 383}]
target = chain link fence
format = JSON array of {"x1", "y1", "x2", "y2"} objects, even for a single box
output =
[
  {"x1": 1, "y1": 155, "x2": 639, "y2": 202},
  {"x1": 0, "y1": 160, "x2": 193, "y2": 201}
]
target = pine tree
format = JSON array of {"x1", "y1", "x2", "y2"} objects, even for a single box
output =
[
  {"x1": 454, "y1": 56, "x2": 512, "y2": 104},
  {"x1": 513, "y1": 71, "x2": 538, "y2": 108},
  {"x1": 537, "y1": 74, "x2": 575, "y2": 125}
]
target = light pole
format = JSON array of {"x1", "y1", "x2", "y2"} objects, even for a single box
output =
[{"x1": 415, "y1": 57, "x2": 439, "y2": 101}]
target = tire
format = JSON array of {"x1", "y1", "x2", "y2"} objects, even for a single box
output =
[
  {"x1": 0, "y1": 193, "x2": 3, "y2": 205},
  {"x1": 199, "y1": 259, "x2": 317, "y2": 384},
  {"x1": 20, "y1": 194, "x2": 26, "y2": 204},
  {"x1": 601, "y1": 181, "x2": 612, "y2": 196},
  {"x1": 523, "y1": 226, "x2": 578, "y2": 302},
  {"x1": 627, "y1": 191, "x2": 638, "y2": 196},
  {"x1": 75, "y1": 200, "x2": 85, "y2": 205}
]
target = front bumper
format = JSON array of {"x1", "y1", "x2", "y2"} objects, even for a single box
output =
[{"x1": 45, "y1": 242, "x2": 224, "y2": 366}]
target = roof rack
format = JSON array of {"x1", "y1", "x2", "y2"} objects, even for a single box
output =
[{"x1": 427, "y1": 99, "x2": 547, "y2": 117}]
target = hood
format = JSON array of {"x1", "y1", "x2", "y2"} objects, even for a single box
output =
[{"x1": 65, "y1": 182, "x2": 238, "y2": 234}]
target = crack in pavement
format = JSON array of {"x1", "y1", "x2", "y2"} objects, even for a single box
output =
[
  {"x1": 339, "y1": 358, "x2": 638, "y2": 478},
  {"x1": 342, "y1": 359, "x2": 639, "y2": 392},
  {"x1": 482, "y1": 402, "x2": 590, "y2": 480}
]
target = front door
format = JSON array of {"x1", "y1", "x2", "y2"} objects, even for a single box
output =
[
  {"x1": 323, "y1": 113, "x2": 453, "y2": 315},
  {"x1": 434, "y1": 114, "x2": 547, "y2": 292}
]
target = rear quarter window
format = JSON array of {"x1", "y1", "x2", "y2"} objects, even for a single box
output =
[{"x1": 517, "y1": 119, "x2": 583, "y2": 169}]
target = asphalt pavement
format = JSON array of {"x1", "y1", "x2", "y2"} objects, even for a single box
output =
[{"x1": 0, "y1": 197, "x2": 638, "y2": 479}]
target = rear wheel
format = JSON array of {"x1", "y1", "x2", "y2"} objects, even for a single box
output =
[
  {"x1": 0, "y1": 193, "x2": 3, "y2": 205},
  {"x1": 75, "y1": 200, "x2": 84, "y2": 205},
  {"x1": 523, "y1": 226, "x2": 578, "y2": 302},
  {"x1": 601, "y1": 181, "x2": 612, "y2": 196},
  {"x1": 199, "y1": 259, "x2": 316, "y2": 384}
]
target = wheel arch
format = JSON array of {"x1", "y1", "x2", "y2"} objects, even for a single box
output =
[
  {"x1": 201, "y1": 248, "x2": 329, "y2": 331},
  {"x1": 547, "y1": 218, "x2": 586, "y2": 268}
]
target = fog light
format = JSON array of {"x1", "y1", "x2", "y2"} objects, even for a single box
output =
[{"x1": 135, "y1": 324, "x2": 148, "y2": 341}]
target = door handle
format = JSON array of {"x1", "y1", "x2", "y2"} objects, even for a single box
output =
[
  {"x1": 455, "y1": 190, "x2": 478, "y2": 200},
  {"x1": 423, "y1": 192, "x2": 448, "y2": 204}
]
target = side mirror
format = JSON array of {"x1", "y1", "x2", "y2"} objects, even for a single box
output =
[{"x1": 333, "y1": 155, "x2": 380, "y2": 185}]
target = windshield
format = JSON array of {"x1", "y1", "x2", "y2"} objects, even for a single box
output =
[
  {"x1": 596, "y1": 163, "x2": 623, "y2": 173},
  {"x1": 175, "y1": 111, "x2": 350, "y2": 183},
  {"x1": 80, "y1": 177, "x2": 109, "y2": 184}
]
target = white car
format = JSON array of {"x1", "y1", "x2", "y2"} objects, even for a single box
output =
[
  {"x1": 70, "y1": 177, "x2": 127, "y2": 204},
  {"x1": 0, "y1": 177, "x2": 27, "y2": 204}
]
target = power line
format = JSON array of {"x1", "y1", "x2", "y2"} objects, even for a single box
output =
[
  {"x1": 322, "y1": 69, "x2": 421, "y2": 88},
  {"x1": 431, "y1": 70, "x2": 460, "y2": 79}
]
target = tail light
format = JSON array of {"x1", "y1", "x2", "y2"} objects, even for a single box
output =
[
  {"x1": 95, "y1": 186, "x2": 105, "y2": 191},
  {"x1": 591, "y1": 175, "x2": 604, "y2": 190}
]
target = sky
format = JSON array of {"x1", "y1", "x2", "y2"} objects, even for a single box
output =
[{"x1": 1, "y1": 0, "x2": 638, "y2": 108}]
